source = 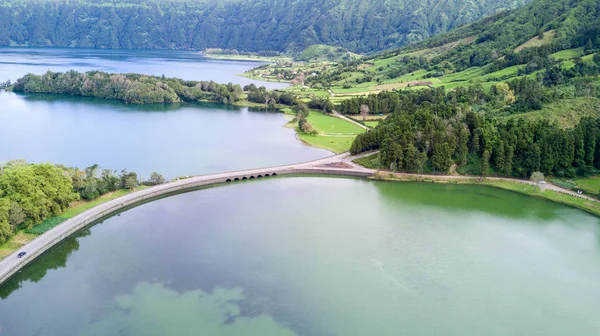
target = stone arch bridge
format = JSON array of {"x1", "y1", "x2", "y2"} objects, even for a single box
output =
[{"x1": 0, "y1": 152, "x2": 374, "y2": 285}]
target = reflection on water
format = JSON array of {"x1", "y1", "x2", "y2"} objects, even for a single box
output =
[
  {"x1": 81, "y1": 282, "x2": 296, "y2": 336},
  {"x1": 0, "y1": 229, "x2": 89, "y2": 300},
  {"x1": 0, "y1": 91, "x2": 330, "y2": 178},
  {"x1": 1, "y1": 178, "x2": 599, "y2": 335}
]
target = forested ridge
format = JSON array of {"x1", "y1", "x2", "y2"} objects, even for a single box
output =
[
  {"x1": 0, "y1": 0, "x2": 530, "y2": 53},
  {"x1": 363, "y1": 0, "x2": 600, "y2": 75}
]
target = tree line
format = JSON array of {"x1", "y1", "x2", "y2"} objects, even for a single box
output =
[
  {"x1": 339, "y1": 54, "x2": 600, "y2": 118},
  {"x1": 0, "y1": 161, "x2": 165, "y2": 244},
  {"x1": 12, "y1": 70, "x2": 242, "y2": 105},
  {"x1": 349, "y1": 85, "x2": 600, "y2": 179}
]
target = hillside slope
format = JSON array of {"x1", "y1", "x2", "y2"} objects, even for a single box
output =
[
  {"x1": 288, "y1": 0, "x2": 598, "y2": 98},
  {"x1": 0, "y1": 0, "x2": 530, "y2": 53},
  {"x1": 338, "y1": 0, "x2": 600, "y2": 184}
]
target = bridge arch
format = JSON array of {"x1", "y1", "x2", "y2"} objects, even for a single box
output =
[{"x1": 0, "y1": 151, "x2": 379, "y2": 286}]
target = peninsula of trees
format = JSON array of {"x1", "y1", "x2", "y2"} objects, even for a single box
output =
[{"x1": 12, "y1": 71, "x2": 243, "y2": 104}]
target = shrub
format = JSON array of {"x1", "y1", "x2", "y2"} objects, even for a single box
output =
[{"x1": 25, "y1": 216, "x2": 68, "y2": 235}]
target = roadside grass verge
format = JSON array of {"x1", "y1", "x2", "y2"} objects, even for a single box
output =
[
  {"x1": 369, "y1": 172, "x2": 600, "y2": 217},
  {"x1": 353, "y1": 153, "x2": 382, "y2": 169},
  {"x1": 552, "y1": 175, "x2": 600, "y2": 196}
]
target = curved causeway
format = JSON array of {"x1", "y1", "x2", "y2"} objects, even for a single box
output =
[{"x1": 0, "y1": 152, "x2": 374, "y2": 285}]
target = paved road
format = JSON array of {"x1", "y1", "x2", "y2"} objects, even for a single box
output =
[
  {"x1": 0, "y1": 152, "x2": 372, "y2": 285},
  {"x1": 1, "y1": 150, "x2": 595, "y2": 285}
]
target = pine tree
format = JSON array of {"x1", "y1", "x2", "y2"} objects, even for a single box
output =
[{"x1": 584, "y1": 39, "x2": 594, "y2": 55}]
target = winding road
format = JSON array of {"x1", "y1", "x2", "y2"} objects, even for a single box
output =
[
  {"x1": 0, "y1": 150, "x2": 595, "y2": 286},
  {"x1": 0, "y1": 152, "x2": 373, "y2": 285}
]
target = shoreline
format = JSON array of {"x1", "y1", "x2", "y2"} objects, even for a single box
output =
[
  {"x1": 2, "y1": 156, "x2": 599, "y2": 286},
  {"x1": 0, "y1": 153, "x2": 368, "y2": 286},
  {"x1": 203, "y1": 54, "x2": 291, "y2": 63},
  {"x1": 240, "y1": 73, "x2": 292, "y2": 83},
  {"x1": 370, "y1": 171, "x2": 600, "y2": 217}
]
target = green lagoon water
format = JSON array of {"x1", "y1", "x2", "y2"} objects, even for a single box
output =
[{"x1": 1, "y1": 178, "x2": 599, "y2": 335}]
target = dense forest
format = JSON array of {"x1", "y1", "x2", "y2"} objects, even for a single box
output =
[
  {"x1": 324, "y1": 0, "x2": 600, "y2": 180},
  {"x1": 11, "y1": 71, "x2": 242, "y2": 104},
  {"x1": 0, "y1": 0, "x2": 530, "y2": 53},
  {"x1": 0, "y1": 160, "x2": 165, "y2": 244},
  {"x1": 348, "y1": 75, "x2": 600, "y2": 178}
]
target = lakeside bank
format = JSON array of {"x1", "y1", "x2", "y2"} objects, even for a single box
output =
[
  {"x1": 3, "y1": 150, "x2": 600, "y2": 287},
  {"x1": 369, "y1": 171, "x2": 600, "y2": 217},
  {"x1": 0, "y1": 153, "x2": 371, "y2": 285}
]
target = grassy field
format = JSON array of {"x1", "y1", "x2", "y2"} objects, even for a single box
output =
[
  {"x1": 62, "y1": 188, "x2": 148, "y2": 218},
  {"x1": 298, "y1": 133, "x2": 356, "y2": 153},
  {"x1": 295, "y1": 111, "x2": 366, "y2": 153},
  {"x1": 514, "y1": 30, "x2": 556, "y2": 52},
  {"x1": 288, "y1": 37, "x2": 595, "y2": 101},
  {"x1": 296, "y1": 44, "x2": 362, "y2": 62},
  {"x1": 307, "y1": 112, "x2": 366, "y2": 135},
  {"x1": 497, "y1": 98, "x2": 600, "y2": 127},
  {"x1": 364, "y1": 121, "x2": 379, "y2": 128},
  {"x1": 551, "y1": 48, "x2": 584, "y2": 60},
  {"x1": 0, "y1": 186, "x2": 150, "y2": 260}
]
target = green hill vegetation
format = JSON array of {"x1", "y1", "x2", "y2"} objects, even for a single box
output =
[
  {"x1": 289, "y1": 0, "x2": 599, "y2": 95},
  {"x1": 340, "y1": 0, "x2": 600, "y2": 188},
  {"x1": 0, "y1": 0, "x2": 530, "y2": 53},
  {"x1": 295, "y1": 45, "x2": 361, "y2": 62},
  {"x1": 12, "y1": 71, "x2": 243, "y2": 104}
]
